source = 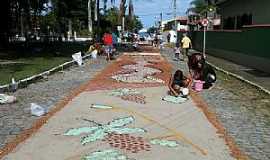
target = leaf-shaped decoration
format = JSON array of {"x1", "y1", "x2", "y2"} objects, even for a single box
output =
[
  {"x1": 108, "y1": 116, "x2": 134, "y2": 128},
  {"x1": 82, "y1": 149, "x2": 130, "y2": 160},
  {"x1": 91, "y1": 104, "x2": 113, "y2": 109},
  {"x1": 81, "y1": 128, "x2": 107, "y2": 145},
  {"x1": 108, "y1": 127, "x2": 146, "y2": 134},
  {"x1": 64, "y1": 127, "x2": 98, "y2": 136},
  {"x1": 150, "y1": 139, "x2": 179, "y2": 148}
]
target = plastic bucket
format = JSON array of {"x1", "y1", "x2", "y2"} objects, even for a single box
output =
[{"x1": 193, "y1": 80, "x2": 205, "y2": 92}]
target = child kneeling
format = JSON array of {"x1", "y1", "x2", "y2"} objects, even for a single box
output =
[{"x1": 169, "y1": 70, "x2": 191, "y2": 97}]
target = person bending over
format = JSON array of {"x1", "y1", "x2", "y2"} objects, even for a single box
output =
[{"x1": 169, "y1": 70, "x2": 191, "y2": 97}]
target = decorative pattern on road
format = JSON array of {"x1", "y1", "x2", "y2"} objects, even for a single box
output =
[
  {"x1": 111, "y1": 60, "x2": 164, "y2": 84},
  {"x1": 64, "y1": 116, "x2": 146, "y2": 145},
  {"x1": 82, "y1": 149, "x2": 133, "y2": 160},
  {"x1": 109, "y1": 88, "x2": 146, "y2": 104},
  {"x1": 104, "y1": 133, "x2": 151, "y2": 153}
]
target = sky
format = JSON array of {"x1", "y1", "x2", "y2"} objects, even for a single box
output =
[{"x1": 113, "y1": 0, "x2": 192, "y2": 28}]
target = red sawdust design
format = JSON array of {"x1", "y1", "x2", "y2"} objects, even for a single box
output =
[
  {"x1": 104, "y1": 133, "x2": 151, "y2": 153},
  {"x1": 84, "y1": 54, "x2": 172, "y2": 92},
  {"x1": 190, "y1": 91, "x2": 248, "y2": 160},
  {"x1": 120, "y1": 94, "x2": 146, "y2": 104}
]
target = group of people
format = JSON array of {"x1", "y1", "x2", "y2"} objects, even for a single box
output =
[{"x1": 169, "y1": 33, "x2": 216, "y2": 98}]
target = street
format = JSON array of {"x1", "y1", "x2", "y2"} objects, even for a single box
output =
[{"x1": 2, "y1": 46, "x2": 241, "y2": 160}]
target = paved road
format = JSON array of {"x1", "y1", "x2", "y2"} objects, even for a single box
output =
[{"x1": 2, "y1": 49, "x2": 236, "y2": 160}]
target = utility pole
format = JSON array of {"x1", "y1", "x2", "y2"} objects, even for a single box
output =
[
  {"x1": 122, "y1": 17, "x2": 125, "y2": 33},
  {"x1": 160, "y1": 12, "x2": 163, "y2": 32},
  {"x1": 173, "y1": 0, "x2": 177, "y2": 30}
]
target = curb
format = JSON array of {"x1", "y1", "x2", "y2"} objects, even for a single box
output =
[{"x1": 207, "y1": 61, "x2": 270, "y2": 95}]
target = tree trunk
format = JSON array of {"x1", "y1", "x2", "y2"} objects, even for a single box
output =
[
  {"x1": 88, "y1": 0, "x2": 93, "y2": 33},
  {"x1": 119, "y1": 0, "x2": 126, "y2": 24}
]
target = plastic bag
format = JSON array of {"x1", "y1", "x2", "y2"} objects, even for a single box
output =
[
  {"x1": 0, "y1": 94, "x2": 17, "y2": 104},
  {"x1": 91, "y1": 50, "x2": 98, "y2": 59},
  {"x1": 30, "y1": 103, "x2": 46, "y2": 116},
  {"x1": 72, "y1": 52, "x2": 83, "y2": 66}
]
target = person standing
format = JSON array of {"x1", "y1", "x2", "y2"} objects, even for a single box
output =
[
  {"x1": 181, "y1": 33, "x2": 192, "y2": 60},
  {"x1": 167, "y1": 33, "x2": 171, "y2": 43},
  {"x1": 174, "y1": 45, "x2": 181, "y2": 61},
  {"x1": 102, "y1": 32, "x2": 113, "y2": 61}
]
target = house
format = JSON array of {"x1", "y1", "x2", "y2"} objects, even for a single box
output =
[
  {"x1": 162, "y1": 16, "x2": 188, "y2": 32},
  {"x1": 217, "y1": 0, "x2": 270, "y2": 29},
  {"x1": 191, "y1": 0, "x2": 270, "y2": 73}
]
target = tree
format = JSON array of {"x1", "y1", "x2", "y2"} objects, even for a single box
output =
[
  {"x1": 187, "y1": 0, "x2": 217, "y2": 17},
  {"x1": 126, "y1": 16, "x2": 143, "y2": 32},
  {"x1": 128, "y1": 0, "x2": 134, "y2": 21},
  {"x1": 119, "y1": 0, "x2": 127, "y2": 24},
  {"x1": 147, "y1": 26, "x2": 157, "y2": 34}
]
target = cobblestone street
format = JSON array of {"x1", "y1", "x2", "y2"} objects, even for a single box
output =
[{"x1": 161, "y1": 48, "x2": 270, "y2": 160}]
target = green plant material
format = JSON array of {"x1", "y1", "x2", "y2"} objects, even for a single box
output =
[
  {"x1": 162, "y1": 95, "x2": 187, "y2": 104},
  {"x1": 81, "y1": 128, "x2": 108, "y2": 145},
  {"x1": 64, "y1": 127, "x2": 99, "y2": 136},
  {"x1": 91, "y1": 104, "x2": 113, "y2": 109},
  {"x1": 64, "y1": 116, "x2": 146, "y2": 145},
  {"x1": 108, "y1": 116, "x2": 134, "y2": 128},
  {"x1": 108, "y1": 127, "x2": 145, "y2": 134},
  {"x1": 150, "y1": 139, "x2": 179, "y2": 148},
  {"x1": 82, "y1": 149, "x2": 131, "y2": 160}
]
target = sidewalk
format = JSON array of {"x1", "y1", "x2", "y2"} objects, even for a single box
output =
[
  {"x1": 2, "y1": 49, "x2": 237, "y2": 160},
  {"x1": 190, "y1": 50, "x2": 270, "y2": 92}
]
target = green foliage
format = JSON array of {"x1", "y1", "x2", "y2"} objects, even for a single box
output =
[
  {"x1": 105, "y1": 7, "x2": 120, "y2": 27},
  {"x1": 126, "y1": 16, "x2": 143, "y2": 32},
  {"x1": 147, "y1": 26, "x2": 158, "y2": 34},
  {"x1": 188, "y1": 0, "x2": 217, "y2": 16}
]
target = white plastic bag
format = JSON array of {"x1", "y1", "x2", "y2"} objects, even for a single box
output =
[
  {"x1": 31, "y1": 103, "x2": 46, "y2": 116},
  {"x1": 0, "y1": 94, "x2": 17, "y2": 104},
  {"x1": 91, "y1": 50, "x2": 98, "y2": 59},
  {"x1": 72, "y1": 52, "x2": 83, "y2": 66}
]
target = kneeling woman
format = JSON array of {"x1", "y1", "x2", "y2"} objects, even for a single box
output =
[{"x1": 169, "y1": 70, "x2": 191, "y2": 97}]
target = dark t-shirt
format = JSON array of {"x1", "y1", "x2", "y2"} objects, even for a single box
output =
[{"x1": 172, "y1": 77, "x2": 185, "y2": 87}]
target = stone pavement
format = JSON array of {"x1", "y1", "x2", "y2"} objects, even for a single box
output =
[{"x1": 2, "y1": 49, "x2": 239, "y2": 160}]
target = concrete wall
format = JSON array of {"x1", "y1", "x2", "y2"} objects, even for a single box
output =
[
  {"x1": 191, "y1": 26, "x2": 270, "y2": 73},
  {"x1": 219, "y1": 0, "x2": 270, "y2": 25}
]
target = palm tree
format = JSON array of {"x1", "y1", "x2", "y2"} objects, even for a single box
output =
[
  {"x1": 128, "y1": 0, "x2": 134, "y2": 21},
  {"x1": 187, "y1": 0, "x2": 217, "y2": 17},
  {"x1": 119, "y1": 0, "x2": 127, "y2": 24}
]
